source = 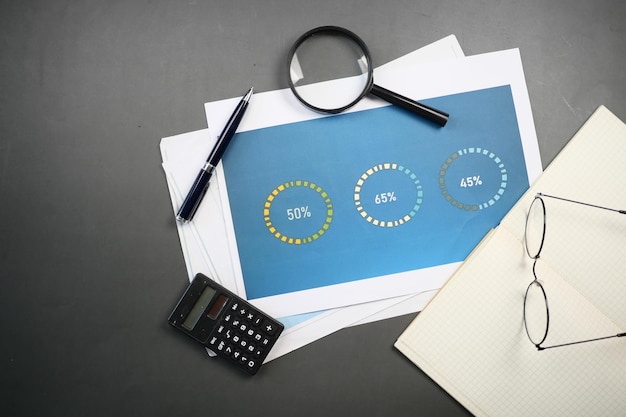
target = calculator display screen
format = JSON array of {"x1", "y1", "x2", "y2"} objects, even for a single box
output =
[{"x1": 182, "y1": 286, "x2": 216, "y2": 330}]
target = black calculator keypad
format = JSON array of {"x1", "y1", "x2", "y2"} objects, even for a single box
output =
[
  {"x1": 168, "y1": 273, "x2": 284, "y2": 376},
  {"x1": 207, "y1": 299, "x2": 282, "y2": 374}
]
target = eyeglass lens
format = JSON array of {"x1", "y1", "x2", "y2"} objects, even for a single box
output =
[
  {"x1": 524, "y1": 280, "x2": 549, "y2": 346},
  {"x1": 524, "y1": 196, "x2": 546, "y2": 259}
]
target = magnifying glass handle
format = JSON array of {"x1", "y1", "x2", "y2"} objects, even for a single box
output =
[{"x1": 370, "y1": 84, "x2": 449, "y2": 127}]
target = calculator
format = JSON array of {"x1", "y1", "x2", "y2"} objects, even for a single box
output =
[{"x1": 168, "y1": 273, "x2": 284, "y2": 375}]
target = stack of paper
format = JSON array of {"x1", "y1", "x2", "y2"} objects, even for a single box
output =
[{"x1": 160, "y1": 35, "x2": 542, "y2": 361}]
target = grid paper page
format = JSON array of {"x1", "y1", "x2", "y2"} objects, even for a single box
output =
[{"x1": 395, "y1": 106, "x2": 626, "y2": 417}]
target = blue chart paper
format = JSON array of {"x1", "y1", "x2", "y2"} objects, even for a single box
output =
[{"x1": 223, "y1": 86, "x2": 528, "y2": 304}]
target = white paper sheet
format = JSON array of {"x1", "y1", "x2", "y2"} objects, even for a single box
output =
[
  {"x1": 160, "y1": 35, "x2": 542, "y2": 361},
  {"x1": 205, "y1": 50, "x2": 542, "y2": 318}
]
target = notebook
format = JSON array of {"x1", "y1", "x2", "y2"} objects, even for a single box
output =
[{"x1": 395, "y1": 105, "x2": 626, "y2": 417}]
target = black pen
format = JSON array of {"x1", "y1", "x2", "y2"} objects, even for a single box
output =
[{"x1": 176, "y1": 87, "x2": 254, "y2": 222}]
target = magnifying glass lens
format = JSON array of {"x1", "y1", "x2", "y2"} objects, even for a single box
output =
[
  {"x1": 289, "y1": 31, "x2": 371, "y2": 112},
  {"x1": 288, "y1": 26, "x2": 449, "y2": 126}
]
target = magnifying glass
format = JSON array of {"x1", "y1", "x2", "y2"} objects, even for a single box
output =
[{"x1": 287, "y1": 26, "x2": 449, "y2": 127}]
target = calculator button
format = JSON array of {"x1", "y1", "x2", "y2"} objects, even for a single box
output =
[
  {"x1": 246, "y1": 312, "x2": 256, "y2": 321},
  {"x1": 238, "y1": 307, "x2": 247, "y2": 317},
  {"x1": 223, "y1": 314, "x2": 232, "y2": 323},
  {"x1": 230, "y1": 302, "x2": 239, "y2": 311},
  {"x1": 239, "y1": 323, "x2": 248, "y2": 332},
  {"x1": 252, "y1": 316, "x2": 263, "y2": 327},
  {"x1": 262, "y1": 320, "x2": 278, "y2": 335},
  {"x1": 247, "y1": 360, "x2": 256, "y2": 369}
]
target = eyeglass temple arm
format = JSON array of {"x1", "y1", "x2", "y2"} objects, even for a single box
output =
[
  {"x1": 537, "y1": 193, "x2": 626, "y2": 214},
  {"x1": 537, "y1": 332, "x2": 626, "y2": 351}
]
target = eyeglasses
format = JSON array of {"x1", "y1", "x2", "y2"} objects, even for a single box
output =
[{"x1": 523, "y1": 192, "x2": 626, "y2": 351}]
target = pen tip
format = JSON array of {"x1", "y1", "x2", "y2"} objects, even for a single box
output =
[{"x1": 243, "y1": 87, "x2": 254, "y2": 102}]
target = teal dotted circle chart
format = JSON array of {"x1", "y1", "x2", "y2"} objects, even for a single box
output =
[
  {"x1": 439, "y1": 147, "x2": 508, "y2": 211},
  {"x1": 263, "y1": 180, "x2": 334, "y2": 245},
  {"x1": 353, "y1": 163, "x2": 423, "y2": 227}
]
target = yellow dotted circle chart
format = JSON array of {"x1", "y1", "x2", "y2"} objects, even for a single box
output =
[
  {"x1": 439, "y1": 147, "x2": 508, "y2": 211},
  {"x1": 263, "y1": 180, "x2": 333, "y2": 245},
  {"x1": 353, "y1": 163, "x2": 423, "y2": 227}
]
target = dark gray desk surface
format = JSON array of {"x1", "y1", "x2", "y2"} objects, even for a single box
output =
[{"x1": 1, "y1": 1, "x2": 624, "y2": 416}]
